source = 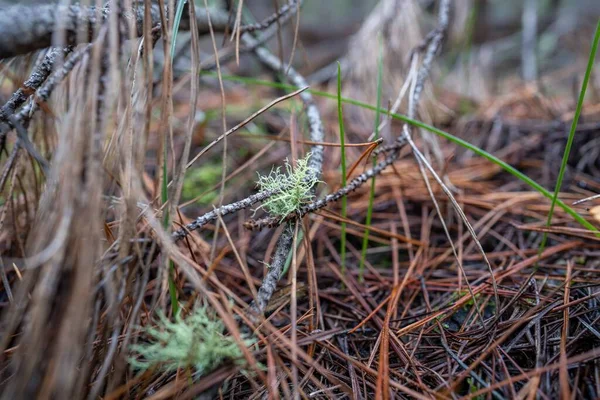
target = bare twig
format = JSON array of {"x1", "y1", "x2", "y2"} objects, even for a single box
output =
[
  {"x1": 0, "y1": 43, "x2": 93, "y2": 141},
  {"x1": 0, "y1": 45, "x2": 91, "y2": 182},
  {"x1": 7, "y1": 115, "x2": 49, "y2": 174},
  {"x1": 239, "y1": 0, "x2": 299, "y2": 34},
  {"x1": 405, "y1": 0, "x2": 449, "y2": 123},
  {"x1": 172, "y1": 184, "x2": 283, "y2": 241},
  {"x1": 0, "y1": 47, "x2": 72, "y2": 159},
  {"x1": 186, "y1": 87, "x2": 307, "y2": 170},
  {"x1": 250, "y1": 224, "x2": 295, "y2": 314},
  {"x1": 199, "y1": 1, "x2": 302, "y2": 71},
  {"x1": 0, "y1": 47, "x2": 72, "y2": 123}
]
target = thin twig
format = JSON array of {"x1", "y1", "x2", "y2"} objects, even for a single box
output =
[
  {"x1": 239, "y1": 0, "x2": 299, "y2": 34},
  {"x1": 185, "y1": 87, "x2": 307, "y2": 170},
  {"x1": 199, "y1": 2, "x2": 302, "y2": 71},
  {"x1": 172, "y1": 187, "x2": 284, "y2": 240},
  {"x1": 7, "y1": 115, "x2": 49, "y2": 174},
  {"x1": 0, "y1": 47, "x2": 72, "y2": 123},
  {"x1": 0, "y1": 43, "x2": 94, "y2": 139}
]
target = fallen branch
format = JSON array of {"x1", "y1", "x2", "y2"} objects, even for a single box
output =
[
  {"x1": 199, "y1": 1, "x2": 302, "y2": 71},
  {"x1": 0, "y1": 4, "x2": 228, "y2": 59},
  {"x1": 0, "y1": 44, "x2": 93, "y2": 182},
  {"x1": 171, "y1": 187, "x2": 282, "y2": 241},
  {"x1": 237, "y1": 0, "x2": 300, "y2": 34}
]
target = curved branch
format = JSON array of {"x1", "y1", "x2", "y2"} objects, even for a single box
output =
[
  {"x1": 0, "y1": 47, "x2": 71, "y2": 153},
  {"x1": 246, "y1": 45, "x2": 324, "y2": 181},
  {"x1": 200, "y1": 1, "x2": 301, "y2": 71},
  {"x1": 250, "y1": 224, "x2": 295, "y2": 314}
]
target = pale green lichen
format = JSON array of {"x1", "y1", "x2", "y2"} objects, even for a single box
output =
[
  {"x1": 129, "y1": 306, "x2": 253, "y2": 375},
  {"x1": 256, "y1": 153, "x2": 319, "y2": 220}
]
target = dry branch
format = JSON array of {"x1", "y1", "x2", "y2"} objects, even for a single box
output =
[
  {"x1": 0, "y1": 47, "x2": 71, "y2": 123},
  {"x1": 238, "y1": 0, "x2": 300, "y2": 34},
  {"x1": 172, "y1": 187, "x2": 282, "y2": 240},
  {"x1": 0, "y1": 43, "x2": 93, "y2": 141},
  {"x1": 0, "y1": 47, "x2": 71, "y2": 157},
  {"x1": 0, "y1": 4, "x2": 228, "y2": 59}
]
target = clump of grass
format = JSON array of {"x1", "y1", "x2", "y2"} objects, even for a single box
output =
[
  {"x1": 256, "y1": 153, "x2": 319, "y2": 221},
  {"x1": 129, "y1": 307, "x2": 252, "y2": 375}
]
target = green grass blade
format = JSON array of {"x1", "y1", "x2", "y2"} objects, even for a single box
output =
[
  {"x1": 337, "y1": 62, "x2": 348, "y2": 273},
  {"x1": 539, "y1": 19, "x2": 600, "y2": 255},
  {"x1": 170, "y1": 0, "x2": 188, "y2": 61},
  {"x1": 283, "y1": 228, "x2": 304, "y2": 277},
  {"x1": 162, "y1": 148, "x2": 178, "y2": 314},
  {"x1": 201, "y1": 72, "x2": 597, "y2": 234},
  {"x1": 337, "y1": 62, "x2": 348, "y2": 274},
  {"x1": 358, "y1": 36, "x2": 384, "y2": 282},
  {"x1": 164, "y1": 0, "x2": 188, "y2": 316}
]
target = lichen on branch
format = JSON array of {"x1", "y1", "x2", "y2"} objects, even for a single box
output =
[{"x1": 255, "y1": 153, "x2": 320, "y2": 221}]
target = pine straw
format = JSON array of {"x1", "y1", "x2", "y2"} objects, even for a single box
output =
[
  {"x1": 1, "y1": 8, "x2": 600, "y2": 400},
  {"x1": 4, "y1": 73, "x2": 599, "y2": 397}
]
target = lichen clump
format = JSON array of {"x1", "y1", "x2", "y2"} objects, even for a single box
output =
[
  {"x1": 129, "y1": 307, "x2": 252, "y2": 375},
  {"x1": 256, "y1": 153, "x2": 319, "y2": 220}
]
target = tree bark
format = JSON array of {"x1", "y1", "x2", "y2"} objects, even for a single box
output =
[{"x1": 0, "y1": 3, "x2": 228, "y2": 59}]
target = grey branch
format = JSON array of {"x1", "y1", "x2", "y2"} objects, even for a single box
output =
[
  {"x1": 249, "y1": 224, "x2": 295, "y2": 314},
  {"x1": 0, "y1": 47, "x2": 72, "y2": 154},
  {"x1": 200, "y1": 1, "x2": 301, "y2": 71},
  {"x1": 239, "y1": 0, "x2": 300, "y2": 34},
  {"x1": 0, "y1": 4, "x2": 228, "y2": 59},
  {"x1": 0, "y1": 44, "x2": 93, "y2": 141},
  {"x1": 7, "y1": 115, "x2": 49, "y2": 173},
  {"x1": 0, "y1": 47, "x2": 71, "y2": 124},
  {"x1": 171, "y1": 187, "x2": 283, "y2": 241},
  {"x1": 244, "y1": 151, "x2": 402, "y2": 231},
  {"x1": 406, "y1": 0, "x2": 450, "y2": 121},
  {"x1": 245, "y1": 46, "x2": 323, "y2": 181}
]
